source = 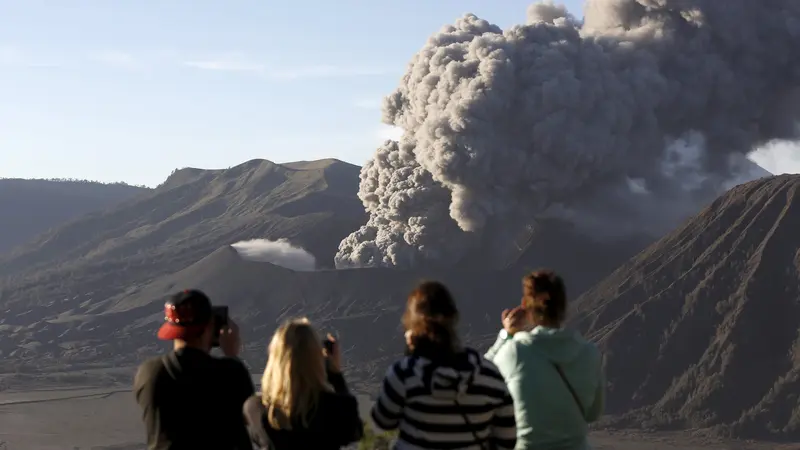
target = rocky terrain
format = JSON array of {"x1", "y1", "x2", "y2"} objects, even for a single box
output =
[
  {"x1": 571, "y1": 174, "x2": 800, "y2": 440},
  {"x1": 0, "y1": 159, "x2": 366, "y2": 339},
  {"x1": 1, "y1": 384, "x2": 790, "y2": 449},
  {"x1": 2, "y1": 159, "x2": 798, "y2": 446},
  {"x1": 0, "y1": 178, "x2": 148, "y2": 254},
  {"x1": 0, "y1": 158, "x2": 653, "y2": 373},
  {"x1": 0, "y1": 159, "x2": 364, "y2": 276}
]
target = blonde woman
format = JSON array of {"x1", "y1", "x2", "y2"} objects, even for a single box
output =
[{"x1": 243, "y1": 318, "x2": 363, "y2": 449}]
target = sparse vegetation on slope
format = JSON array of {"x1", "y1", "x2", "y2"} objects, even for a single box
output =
[
  {"x1": 7, "y1": 158, "x2": 789, "y2": 442},
  {"x1": 0, "y1": 159, "x2": 366, "y2": 368},
  {"x1": 0, "y1": 157, "x2": 364, "y2": 281},
  {"x1": 358, "y1": 425, "x2": 398, "y2": 450},
  {"x1": 0, "y1": 157, "x2": 651, "y2": 378},
  {"x1": 570, "y1": 174, "x2": 800, "y2": 440},
  {"x1": 0, "y1": 178, "x2": 148, "y2": 255}
]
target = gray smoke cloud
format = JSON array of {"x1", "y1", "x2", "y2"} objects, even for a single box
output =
[
  {"x1": 336, "y1": 0, "x2": 800, "y2": 269},
  {"x1": 231, "y1": 239, "x2": 316, "y2": 271}
]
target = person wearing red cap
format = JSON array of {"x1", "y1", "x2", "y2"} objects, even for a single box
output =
[{"x1": 133, "y1": 289, "x2": 256, "y2": 450}]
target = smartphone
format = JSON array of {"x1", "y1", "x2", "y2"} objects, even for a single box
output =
[
  {"x1": 211, "y1": 305, "x2": 229, "y2": 348},
  {"x1": 322, "y1": 338, "x2": 334, "y2": 354}
]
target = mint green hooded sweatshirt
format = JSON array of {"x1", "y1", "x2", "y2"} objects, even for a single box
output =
[{"x1": 485, "y1": 326, "x2": 605, "y2": 450}]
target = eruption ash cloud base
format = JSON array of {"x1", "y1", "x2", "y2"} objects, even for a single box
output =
[
  {"x1": 336, "y1": 0, "x2": 800, "y2": 269},
  {"x1": 231, "y1": 239, "x2": 316, "y2": 271}
]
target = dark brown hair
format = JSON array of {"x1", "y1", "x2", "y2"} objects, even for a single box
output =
[
  {"x1": 402, "y1": 280, "x2": 460, "y2": 360},
  {"x1": 522, "y1": 269, "x2": 567, "y2": 326}
]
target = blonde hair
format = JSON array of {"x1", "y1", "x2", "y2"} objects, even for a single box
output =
[{"x1": 260, "y1": 317, "x2": 330, "y2": 430}]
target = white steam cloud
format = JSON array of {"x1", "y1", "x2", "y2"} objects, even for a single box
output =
[
  {"x1": 231, "y1": 239, "x2": 316, "y2": 271},
  {"x1": 335, "y1": 0, "x2": 799, "y2": 269}
]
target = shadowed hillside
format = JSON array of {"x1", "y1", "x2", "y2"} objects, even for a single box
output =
[
  {"x1": 0, "y1": 158, "x2": 363, "y2": 273},
  {"x1": 0, "y1": 158, "x2": 366, "y2": 319},
  {"x1": 0, "y1": 221, "x2": 647, "y2": 379},
  {"x1": 0, "y1": 245, "x2": 526, "y2": 387},
  {"x1": 0, "y1": 157, "x2": 787, "y2": 443},
  {"x1": 0, "y1": 179, "x2": 148, "y2": 255},
  {"x1": 0, "y1": 159, "x2": 770, "y2": 381},
  {"x1": 570, "y1": 174, "x2": 800, "y2": 440}
]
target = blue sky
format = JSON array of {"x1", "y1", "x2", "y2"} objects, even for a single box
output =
[{"x1": 0, "y1": 0, "x2": 797, "y2": 186}]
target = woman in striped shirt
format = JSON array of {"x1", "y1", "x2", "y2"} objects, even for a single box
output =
[{"x1": 371, "y1": 280, "x2": 517, "y2": 450}]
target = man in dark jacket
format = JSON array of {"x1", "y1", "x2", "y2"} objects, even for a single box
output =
[{"x1": 133, "y1": 289, "x2": 255, "y2": 450}]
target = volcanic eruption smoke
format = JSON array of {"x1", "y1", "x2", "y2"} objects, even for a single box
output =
[{"x1": 335, "y1": 0, "x2": 800, "y2": 269}]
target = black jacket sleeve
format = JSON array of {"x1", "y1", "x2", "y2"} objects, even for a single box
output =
[
  {"x1": 324, "y1": 373, "x2": 364, "y2": 446},
  {"x1": 227, "y1": 357, "x2": 256, "y2": 402},
  {"x1": 327, "y1": 370, "x2": 351, "y2": 395},
  {"x1": 221, "y1": 357, "x2": 257, "y2": 450},
  {"x1": 133, "y1": 358, "x2": 174, "y2": 449}
]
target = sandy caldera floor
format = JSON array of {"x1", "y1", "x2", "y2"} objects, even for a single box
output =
[{"x1": 0, "y1": 372, "x2": 795, "y2": 450}]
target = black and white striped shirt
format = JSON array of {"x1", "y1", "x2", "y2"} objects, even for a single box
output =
[{"x1": 371, "y1": 348, "x2": 516, "y2": 449}]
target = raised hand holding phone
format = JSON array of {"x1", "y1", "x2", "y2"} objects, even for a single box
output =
[
  {"x1": 322, "y1": 333, "x2": 341, "y2": 373},
  {"x1": 219, "y1": 318, "x2": 241, "y2": 358}
]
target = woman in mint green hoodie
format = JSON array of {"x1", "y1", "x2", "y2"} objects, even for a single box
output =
[{"x1": 485, "y1": 269, "x2": 605, "y2": 450}]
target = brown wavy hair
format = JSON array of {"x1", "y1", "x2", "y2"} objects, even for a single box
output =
[
  {"x1": 402, "y1": 280, "x2": 461, "y2": 360},
  {"x1": 522, "y1": 269, "x2": 567, "y2": 326}
]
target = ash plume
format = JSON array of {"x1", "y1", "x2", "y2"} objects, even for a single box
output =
[
  {"x1": 336, "y1": 0, "x2": 800, "y2": 269},
  {"x1": 231, "y1": 239, "x2": 316, "y2": 271}
]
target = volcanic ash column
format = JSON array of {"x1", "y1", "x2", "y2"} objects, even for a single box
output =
[{"x1": 335, "y1": 0, "x2": 800, "y2": 270}]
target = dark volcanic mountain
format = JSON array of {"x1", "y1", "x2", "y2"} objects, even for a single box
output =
[
  {"x1": 0, "y1": 219, "x2": 648, "y2": 379},
  {"x1": 0, "y1": 159, "x2": 366, "y2": 323},
  {"x1": 0, "y1": 179, "x2": 148, "y2": 254},
  {"x1": 68, "y1": 246, "x2": 526, "y2": 387},
  {"x1": 570, "y1": 174, "x2": 800, "y2": 440},
  {"x1": 0, "y1": 155, "x2": 784, "y2": 435},
  {"x1": 0, "y1": 159, "x2": 363, "y2": 274}
]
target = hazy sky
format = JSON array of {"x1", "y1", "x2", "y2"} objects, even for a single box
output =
[{"x1": 0, "y1": 0, "x2": 797, "y2": 186}]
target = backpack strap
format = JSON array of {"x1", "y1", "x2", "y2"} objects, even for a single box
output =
[
  {"x1": 454, "y1": 398, "x2": 492, "y2": 450},
  {"x1": 551, "y1": 362, "x2": 586, "y2": 418},
  {"x1": 452, "y1": 369, "x2": 492, "y2": 450}
]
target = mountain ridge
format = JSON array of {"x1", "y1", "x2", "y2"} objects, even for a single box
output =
[
  {"x1": 0, "y1": 158, "x2": 367, "y2": 322},
  {"x1": 0, "y1": 179, "x2": 149, "y2": 255},
  {"x1": 0, "y1": 157, "x2": 790, "y2": 440},
  {"x1": 0, "y1": 158, "x2": 363, "y2": 272},
  {"x1": 570, "y1": 174, "x2": 800, "y2": 440}
]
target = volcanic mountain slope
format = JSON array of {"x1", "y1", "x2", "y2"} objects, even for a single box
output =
[
  {"x1": 0, "y1": 223, "x2": 644, "y2": 376},
  {"x1": 0, "y1": 158, "x2": 365, "y2": 311},
  {"x1": 0, "y1": 155, "x2": 667, "y2": 376},
  {"x1": 12, "y1": 245, "x2": 524, "y2": 384},
  {"x1": 0, "y1": 179, "x2": 148, "y2": 254},
  {"x1": 570, "y1": 174, "x2": 800, "y2": 440}
]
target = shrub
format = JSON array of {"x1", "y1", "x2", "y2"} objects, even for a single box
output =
[{"x1": 358, "y1": 423, "x2": 398, "y2": 450}]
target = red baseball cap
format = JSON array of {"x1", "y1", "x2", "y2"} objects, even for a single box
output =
[{"x1": 157, "y1": 289, "x2": 213, "y2": 341}]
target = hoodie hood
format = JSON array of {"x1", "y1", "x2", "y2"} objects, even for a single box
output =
[
  {"x1": 416, "y1": 348, "x2": 483, "y2": 401},
  {"x1": 515, "y1": 325, "x2": 591, "y2": 365}
]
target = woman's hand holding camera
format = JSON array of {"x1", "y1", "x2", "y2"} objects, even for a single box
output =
[{"x1": 322, "y1": 334, "x2": 342, "y2": 373}]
